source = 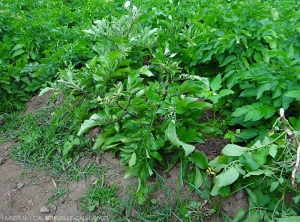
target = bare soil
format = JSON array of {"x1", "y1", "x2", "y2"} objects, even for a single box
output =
[
  {"x1": 0, "y1": 94, "x2": 248, "y2": 221},
  {"x1": 0, "y1": 94, "x2": 93, "y2": 222}
]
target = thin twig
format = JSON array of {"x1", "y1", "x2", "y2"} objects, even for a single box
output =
[
  {"x1": 292, "y1": 144, "x2": 300, "y2": 187},
  {"x1": 279, "y1": 108, "x2": 300, "y2": 187}
]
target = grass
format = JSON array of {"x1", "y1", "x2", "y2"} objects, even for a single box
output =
[
  {"x1": 1, "y1": 105, "x2": 243, "y2": 222},
  {"x1": 1, "y1": 105, "x2": 89, "y2": 173},
  {"x1": 0, "y1": 105, "x2": 229, "y2": 221}
]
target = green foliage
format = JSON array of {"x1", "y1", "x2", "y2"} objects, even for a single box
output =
[
  {"x1": 209, "y1": 111, "x2": 300, "y2": 220},
  {"x1": 2, "y1": 0, "x2": 300, "y2": 220},
  {"x1": 43, "y1": 4, "x2": 215, "y2": 203},
  {"x1": 168, "y1": 0, "x2": 300, "y2": 140},
  {"x1": 0, "y1": 106, "x2": 91, "y2": 175},
  {"x1": 0, "y1": 0, "x2": 120, "y2": 112},
  {"x1": 80, "y1": 181, "x2": 119, "y2": 213},
  {"x1": 38, "y1": 0, "x2": 300, "y2": 212}
]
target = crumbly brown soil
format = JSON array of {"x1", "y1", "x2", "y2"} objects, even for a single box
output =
[
  {"x1": 0, "y1": 94, "x2": 93, "y2": 222},
  {"x1": 0, "y1": 94, "x2": 248, "y2": 221}
]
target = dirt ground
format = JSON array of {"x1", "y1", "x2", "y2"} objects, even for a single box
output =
[
  {"x1": 0, "y1": 94, "x2": 94, "y2": 222},
  {"x1": 0, "y1": 94, "x2": 248, "y2": 222}
]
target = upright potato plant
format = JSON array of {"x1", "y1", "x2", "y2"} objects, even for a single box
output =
[
  {"x1": 42, "y1": 4, "x2": 214, "y2": 203},
  {"x1": 40, "y1": 0, "x2": 300, "y2": 217}
]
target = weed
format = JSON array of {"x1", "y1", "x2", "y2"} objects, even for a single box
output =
[
  {"x1": 80, "y1": 181, "x2": 119, "y2": 217},
  {"x1": 46, "y1": 186, "x2": 69, "y2": 206}
]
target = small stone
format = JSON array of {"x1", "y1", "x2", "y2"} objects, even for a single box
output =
[
  {"x1": 3, "y1": 151, "x2": 9, "y2": 158},
  {"x1": 235, "y1": 189, "x2": 245, "y2": 199},
  {"x1": 16, "y1": 183, "x2": 24, "y2": 189},
  {"x1": 0, "y1": 158, "x2": 5, "y2": 165},
  {"x1": 40, "y1": 206, "x2": 50, "y2": 213},
  {"x1": 28, "y1": 199, "x2": 33, "y2": 205}
]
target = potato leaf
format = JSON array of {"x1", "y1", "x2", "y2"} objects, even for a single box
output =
[
  {"x1": 139, "y1": 66, "x2": 154, "y2": 77},
  {"x1": 277, "y1": 217, "x2": 300, "y2": 222},
  {"x1": 222, "y1": 144, "x2": 248, "y2": 156},
  {"x1": 190, "y1": 152, "x2": 208, "y2": 169},
  {"x1": 194, "y1": 167, "x2": 203, "y2": 189},
  {"x1": 38, "y1": 87, "x2": 54, "y2": 96},
  {"x1": 214, "y1": 166, "x2": 240, "y2": 187},
  {"x1": 77, "y1": 114, "x2": 103, "y2": 136},
  {"x1": 210, "y1": 74, "x2": 222, "y2": 92},
  {"x1": 129, "y1": 153, "x2": 137, "y2": 167},
  {"x1": 286, "y1": 90, "x2": 300, "y2": 100},
  {"x1": 165, "y1": 121, "x2": 195, "y2": 156},
  {"x1": 211, "y1": 166, "x2": 240, "y2": 196}
]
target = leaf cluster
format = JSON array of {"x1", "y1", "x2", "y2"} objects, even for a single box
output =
[
  {"x1": 0, "y1": 0, "x2": 122, "y2": 112},
  {"x1": 165, "y1": 0, "x2": 300, "y2": 140},
  {"x1": 40, "y1": 0, "x2": 300, "y2": 209},
  {"x1": 209, "y1": 112, "x2": 300, "y2": 221},
  {"x1": 42, "y1": 4, "x2": 219, "y2": 203}
]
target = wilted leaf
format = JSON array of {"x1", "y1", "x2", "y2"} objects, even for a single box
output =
[
  {"x1": 241, "y1": 57, "x2": 250, "y2": 69},
  {"x1": 214, "y1": 166, "x2": 239, "y2": 187},
  {"x1": 211, "y1": 160, "x2": 244, "y2": 197},
  {"x1": 218, "y1": 89, "x2": 234, "y2": 97},
  {"x1": 246, "y1": 188, "x2": 258, "y2": 203},
  {"x1": 190, "y1": 152, "x2": 208, "y2": 169},
  {"x1": 244, "y1": 169, "x2": 267, "y2": 177},
  {"x1": 237, "y1": 128, "x2": 258, "y2": 140},
  {"x1": 222, "y1": 144, "x2": 248, "y2": 156},
  {"x1": 72, "y1": 137, "x2": 80, "y2": 145},
  {"x1": 77, "y1": 114, "x2": 103, "y2": 136},
  {"x1": 271, "y1": 8, "x2": 279, "y2": 20},
  {"x1": 166, "y1": 121, "x2": 195, "y2": 156},
  {"x1": 129, "y1": 152, "x2": 137, "y2": 167},
  {"x1": 244, "y1": 109, "x2": 264, "y2": 121},
  {"x1": 38, "y1": 87, "x2": 53, "y2": 96},
  {"x1": 194, "y1": 167, "x2": 203, "y2": 189},
  {"x1": 181, "y1": 144, "x2": 196, "y2": 156},
  {"x1": 124, "y1": 166, "x2": 139, "y2": 179},
  {"x1": 83, "y1": 29, "x2": 96, "y2": 35},
  {"x1": 88, "y1": 205, "x2": 96, "y2": 212},
  {"x1": 92, "y1": 134, "x2": 105, "y2": 150}
]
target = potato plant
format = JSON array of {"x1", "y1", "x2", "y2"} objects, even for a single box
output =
[{"x1": 2, "y1": 0, "x2": 300, "y2": 220}]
